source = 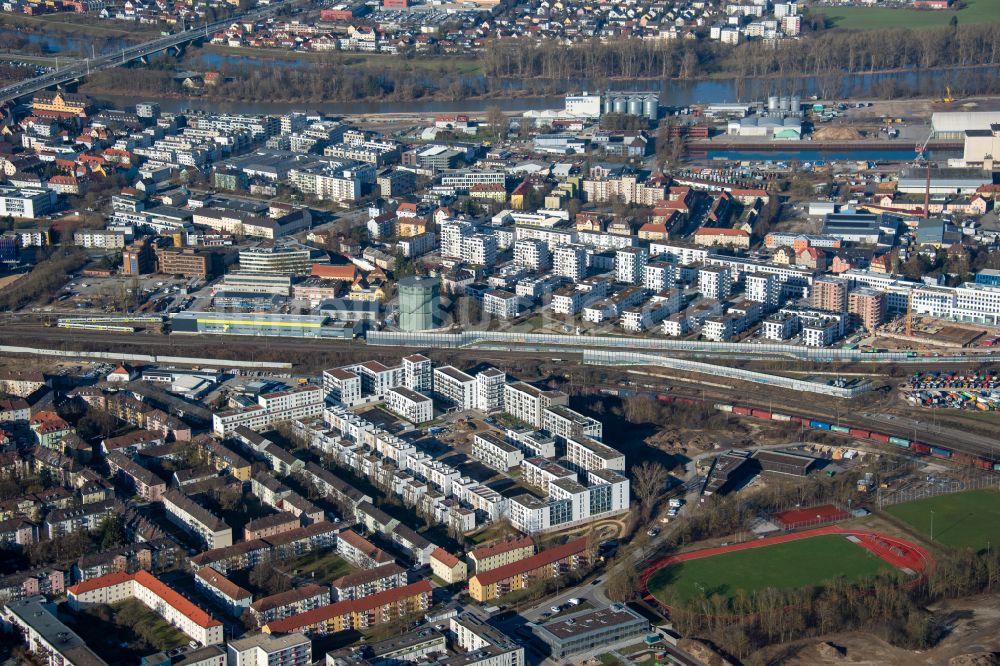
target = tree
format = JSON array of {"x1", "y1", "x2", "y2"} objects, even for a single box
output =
[
  {"x1": 631, "y1": 461, "x2": 669, "y2": 519},
  {"x1": 249, "y1": 561, "x2": 291, "y2": 595},
  {"x1": 485, "y1": 106, "x2": 508, "y2": 143},
  {"x1": 98, "y1": 514, "x2": 125, "y2": 549},
  {"x1": 606, "y1": 560, "x2": 640, "y2": 602}
]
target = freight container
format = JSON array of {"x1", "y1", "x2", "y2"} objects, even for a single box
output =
[
  {"x1": 793, "y1": 416, "x2": 810, "y2": 425},
  {"x1": 734, "y1": 406, "x2": 752, "y2": 416},
  {"x1": 888, "y1": 436, "x2": 910, "y2": 447},
  {"x1": 911, "y1": 442, "x2": 931, "y2": 454},
  {"x1": 975, "y1": 458, "x2": 993, "y2": 470},
  {"x1": 810, "y1": 420, "x2": 831, "y2": 430},
  {"x1": 715, "y1": 403, "x2": 734, "y2": 412},
  {"x1": 930, "y1": 447, "x2": 952, "y2": 458},
  {"x1": 831, "y1": 425, "x2": 850, "y2": 434},
  {"x1": 994, "y1": 463, "x2": 1000, "y2": 472},
  {"x1": 772, "y1": 413, "x2": 792, "y2": 422},
  {"x1": 751, "y1": 409, "x2": 772, "y2": 419},
  {"x1": 849, "y1": 428, "x2": 871, "y2": 438},
  {"x1": 870, "y1": 432, "x2": 890, "y2": 443}
]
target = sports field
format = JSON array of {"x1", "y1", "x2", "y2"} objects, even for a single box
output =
[
  {"x1": 884, "y1": 489, "x2": 1000, "y2": 552},
  {"x1": 815, "y1": 0, "x2": 1000, "y2": 30},
  {"x1": 647, "y1": 535, "x2": 896, "y2": 604}
]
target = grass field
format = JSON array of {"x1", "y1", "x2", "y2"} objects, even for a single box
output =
[
  {"x1": 647, "y1": 535, "x2": 896, "y2": 604},
  {"x1": 814, "y1": 0, "x2": 1000, "y2": 30},
  {"x1": 884, "y1": 489, "x2": 1000, "y2": 552}
]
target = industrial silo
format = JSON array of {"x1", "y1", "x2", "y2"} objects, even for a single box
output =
[
  {"x1": 603, "y1": 95, "x2": 615, "y2": 115},
  {"x1": 614, "y1": 97, "x2": 628, "y2": 114},
  {"x1": 778, "y1": 96, "x2": 790, "y2": 113},
  {"x1": 628, "y1": 96, "x2": 643, "y2": 116},
  {"x1": 644, "y1": 96, "x2": 658, "y2": 120},
  {"x1": 768, "y1": 95, "x2": 779, "y2": 112},
  {"x1": 790, "y1": 95, "x2": 801, "y2": 115},
  {"x1": 398, "y1": 276, "x2": 441, "y2": 332}
]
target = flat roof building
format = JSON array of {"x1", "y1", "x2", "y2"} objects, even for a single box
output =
[{"x1": 532, "y1": 604, "x2": 649, "y2": 661}]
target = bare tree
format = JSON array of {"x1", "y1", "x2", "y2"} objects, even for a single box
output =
[{"x1": 631, "y1": 461, "x2": 669, "y2": 519}]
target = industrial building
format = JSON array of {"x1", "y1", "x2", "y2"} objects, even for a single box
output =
[
  {"x1": 172, "y1": 312, "x2": 346, "y2": 338},
  {"x1": 932, "y1": 111, "x2": 1000, "y2": 139},
  {"x1": 398, "y1": 276, "x2": 441, "y2": 331},
  {"x1": 532, "y1": 604, "x2": 649, "y2": 661},
  {"x1": 601, "y1": 91, "x2": 659, "y2": 120}
]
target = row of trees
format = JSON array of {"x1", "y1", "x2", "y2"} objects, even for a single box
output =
[
  {"x1": 0, "y1": 248, "x2": 87, "y2": 313},
  {"x1": 478, "y1": 23, "x2": 1000, "y2": 82}
]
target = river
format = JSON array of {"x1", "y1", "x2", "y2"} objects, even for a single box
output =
[{"x1": 90, "y1": 62, "x2": 1000, "y2": 118}]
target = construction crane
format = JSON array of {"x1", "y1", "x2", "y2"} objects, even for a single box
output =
[{"x1": 905, "y1": 288, "x2": 914, "y2": 337}]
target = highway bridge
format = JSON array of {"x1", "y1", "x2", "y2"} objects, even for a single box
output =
[{"x1": 0, "y1": 0, "x2": 294, "y2": 106}]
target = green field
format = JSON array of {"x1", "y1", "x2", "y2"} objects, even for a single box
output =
[
  {"x1": 884, "y1": 489, "x2": 1000, "y2": 552},
  {"x1": 813, "y1": 0, "x2": 1000, "y2": 30},
  {"x1": 647, "y1": 535, "x2": 896, "y2": 604}
]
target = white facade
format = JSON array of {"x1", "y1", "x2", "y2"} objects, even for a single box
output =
[
  {"x1": 553, "y1": 244, "x2": 589, "y2": 282},
  {"x1": 476, "y1": 368, "x2": 506, "y2": 413},
  {"x1": 472, "y1": 431, "x2": 524, "y2": 472},
  {"x1": 513, "y1": 239, "x2": 550, "y2": 270},
  {"x1": 433, "y1": 366, "x2": 476, "y2": 410},
  {"x1": 385, "y1": 387, "x2": 434, "y2": 424},
  {"x1": 615, "y1": 247, "x2": 648, "y2": 285}
]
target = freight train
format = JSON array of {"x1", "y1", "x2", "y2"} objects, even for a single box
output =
[{"x1": 591, "y1": 387, "x2": 1000, "y2": 472}]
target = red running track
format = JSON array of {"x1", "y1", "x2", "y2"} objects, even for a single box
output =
[{"x1": 641, "y1": 525, "x2": 935, "y2": 599}]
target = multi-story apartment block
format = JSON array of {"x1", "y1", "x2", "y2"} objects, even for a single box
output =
[
  {"x1": 553, "y1": 244, "x2": 589, "y2": 282},
  {"x1": 521, "y1": 457, "x2": 577, "y2": 494},
  {"x1": 565, "y1": 436, "x2": 625, "y2": 472},
  {"x1": 432, "y1": 366, "x2": 476, "y2": 410},
  {"x1": 542, "y1": 405, "x2": 603, "y2": 443},
  {"x1": 402, "y1": 354, "x2": 433, "y2": 392},
  {"x1": 68, "y1": 571, "x2": 224, "y2": 645},
  {"x1": 475, "y1": 368, "x2": 506, "y2": 413},
  {"x1": 462, "y1": 233, "x2": 498, "y2": 266},
  {"x1": 848, "y1": 288, "x2": 886, "y2": 331},
  {"x1": 698, "y1": 266, "x2": 732, "y2": 300},
  {"x1": 261, "y1": 581, "x2": 432, "y2": 636},
  {"x1": 615, "y1": 246, "x2": 648, "y2": 285},
  {"x1": 385, "y1": 387, "x2": 433, "y2": 424},
  {"x1": 467, "y1": 536, "x2": 536, "y2": 574},
  {"x1": 162, "y1": 490, "x2": 233, "y2": 549},
  {"x1": 513, "y1": 239, "x2": 551, "y2": 270},
  {"x1": 643, "y1": 260, "x2": 676, "y2": 292},
  {"x1": 506, "y1": 429, "x2": 557, "y2": 459},
  {"x1": 468, "y1": 538, "x2": 588, "y2": 601},
  {"x1": 331, "y1": 562, "x2": 406, "y2": 601},
  {"x1": 811, "y1": 276, "x2": 848, "y2": 312},
  {"x1": 483, "y1": 289, "x2": 519, "y2": 319},
  {"x1": 472, "y1": 431, "x2": 524, "y2": 472},
  {"x1": 227, "y1": 632, "x2": 312, "y2": 666},
  {"x1": 503, "y1": 383, "x2": 569, "y2": 428},
  {"x1": 238, "y1": 245, "x2": 312, "y2": 276},
  {"x1": 2, "y1": 596, "x2": 107, "y2": 666},
  {"x1": 250, "y1": 585, "x2": 330, "y2": 626},
  {"x1": 745, "y1": 273, "x2": 781, "y2": 309},
  {"x1": 213, "y1": 385, "x2": 324, "y2": 435}
]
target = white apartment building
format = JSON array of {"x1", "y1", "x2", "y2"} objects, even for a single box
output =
[
  {"x1": 513, "y1": 239, "x2": 550, "y2": 270},
  {"x1": 0, "y1": 187, "x2": 56, "y2": 219},
  {"x1": 385, "y1": 387, "x2": 433, "y2": 424},
  {"x1": 650, "y1": 241, "x2": 709, "y2": 265},
  {"x1": 615, "y1": 247, "x2": 648, "y2": 285},
  {"x1": 746, "y1": 273, "x2": 780, "y2": 309},
  {"x1": 440, "y1": 219, "x2": 472, "y2": 259},
  {"x1": 553, "y1": 244, "x2": 589, "y2": 282},
  {"x1": 238, "y1": 245, "x2": 312, "y2": 276},
  {"x1": 228, "y1": 633, "x2": 311, "y2": 666},
  {"x1": 506, "y1": 429, "x2": 557, "y2": 458},
  {"x1": 402, "y1": 354, "x2": 433, "y2": 392},
  {"x1": 503, "y1": 382, "x2": 569, "y2": 428},
  {"x1": 472, "y1": 431, "x2": 524, "y2": 472},
  {"x1": 69, "y1": 571, "x2": 224, "y2": 646},
  {"x1": 802, "y1": 319, "x2": 843, "y2": 347},
  {"x1": 213, "y1": 385, "x2": 325, "y2": 435},
  {"x1": 483, "y1": 290, "x2": 519, "y2": 319},
  {"x1": 620, "y1": 301, "x2": 673, "y2": 332},
  {"x1": 508, "y1": 469, "x2": 629, "y2": 534},
  {"x1": 521, "y1": 457, "x2": 577, "y2": 494},
  {"x1": 462, "y1": 233, "x2": 497, "y2": 266},
  {"x1": 475, "y1": 368, "x2": 506, "y2": 413},
  {"x1": 698, "y1": 266, "x2": 732, "y2": 300},
  {"x1": 542, "y1": 405, "x2": 603, "y2": 443},
  {"x1": 433, "y1": 366, "x2": 476, "y2": 410},
  {"x1": 702, "y1": 316, "x2": 736, "y2": 342},
  {"x1": 2, "y1": 597, "x2": 106, "y2": 666},
  {"x1": 643, "y1": 261, "x2": 676, "y2": 292},
  {"x1": 323, "y1": 368, "x2": 363, "y2": 406},
  {"x1": 566, "y1": 435, "x2": 626, "y2": 472}
]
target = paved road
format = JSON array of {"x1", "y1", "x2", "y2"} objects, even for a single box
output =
[{"x1": 0, "y1": 0, "x2": 297, "y2": 105}]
